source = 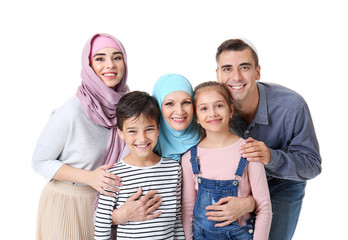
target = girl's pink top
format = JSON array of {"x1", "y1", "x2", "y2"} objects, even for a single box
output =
[{"x1": 181, "y1": 138, "x2": 272, "y2": 240}]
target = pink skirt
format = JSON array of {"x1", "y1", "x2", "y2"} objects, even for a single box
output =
[{"x1": 35, "y1": 180, "x2": 97, "y2": 240}]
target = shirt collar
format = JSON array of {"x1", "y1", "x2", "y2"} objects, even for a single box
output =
[{"x1": 253, "y1": 82, "x2": 269, "y2": 125}]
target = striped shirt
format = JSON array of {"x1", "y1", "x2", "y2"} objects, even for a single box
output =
[{"x1": 94, "y1": 158, "x2": 185, "y2": 240}]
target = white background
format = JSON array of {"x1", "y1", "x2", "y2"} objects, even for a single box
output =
[{"x1": 1, "y1": 0, "x2": 347, "y2": 239}]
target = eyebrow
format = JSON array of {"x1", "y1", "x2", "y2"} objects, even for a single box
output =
[
  {"x1": 197, "y1": 100, "x2": 225, "y2": 108},
  {"x1": 93, "y1": 52, "x2": 123, "y2": 57},
  {"x1": 221, "y1": 62, "x2": 252, "y2": 69}
]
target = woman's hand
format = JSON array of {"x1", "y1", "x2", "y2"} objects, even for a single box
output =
[
  {"x1": 85, "y1": 163, "x2": 122, "y2": 196},
  {"x1": 205, "y1": 195, "x2": 255, "y2": 227},
  {"x1": 112, "y1": 187, "x2": 162, "y2": 225}
]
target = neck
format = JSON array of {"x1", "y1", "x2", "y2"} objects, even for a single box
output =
[
  {"x1": 123, "y1": 153, "x2": 161, "y2": 167},
  {"x1": 235, "y1": 92, "x2": 259, "y2": 124},
  {"x1": 199, "y1": 130, "x2": 239, "y2": 149}
]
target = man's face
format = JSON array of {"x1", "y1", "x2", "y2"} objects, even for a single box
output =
[{"x1": 216, "y1": 49, "x2": 260, "y2": 103}]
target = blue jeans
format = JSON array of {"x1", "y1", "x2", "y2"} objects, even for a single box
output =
[{"x1": 268, "y1": 178, "x2": 306, "y2": 240}]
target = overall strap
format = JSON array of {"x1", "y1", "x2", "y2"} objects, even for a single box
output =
[
  {"x1": 189, "y1": 145, "x2": 200, "y2": 175},
  {"x1": 235, "y1": 157, "x2": 248, "y2": 177}
]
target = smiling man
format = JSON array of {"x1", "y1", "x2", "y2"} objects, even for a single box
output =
[{"x1": 213, "y1": 38, "x2": 322, "y2": 240}]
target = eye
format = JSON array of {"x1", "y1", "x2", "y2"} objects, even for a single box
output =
[
  {"x1": 128, "y1": 130, "x2": 136, "y2": 134},
  {"x1": 146, "y1": 128, "x2": 155, "y2": 132},
  {"x1": 199, "y1": 107, "x2": 207, "y2": 111},
  {"x1": 217, "y1": 104, "x2": 224, "y2": 108},
  {"x1": 183, "y1": 100, "x2": 192, "y2": 105},
  {"x1": 222, "y1": 67, "x2": 232, "y2": 72},
  {"x1": 95, "y1": 57, "x2": 104, "y2": 62},
  {"x1": 240, "y1": 65, "x2": 250, "y2": 71},
  {"x1": 114, "y1": 55, "x2": 123, "y2": 61},
  {"x1": 163, "y1": 102, "x2": 174, "y2": 107}
]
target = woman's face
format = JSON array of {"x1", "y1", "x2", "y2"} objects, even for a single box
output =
[
  {"x1": 91, "y1": 47, "x2": 125, "y2": 88},
  {"x1": 161, "y1": 91, "x2": 193, "y2": 131}
]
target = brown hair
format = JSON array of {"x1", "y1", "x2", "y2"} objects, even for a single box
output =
[
  {"x1": 193, "y1": 81, "x2": 240, "y2": 139},
  {"x1": 216, "y1": 39, "x2": 259, "y2": 67}
]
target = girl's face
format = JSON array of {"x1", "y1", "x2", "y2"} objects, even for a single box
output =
[
  {"x1": 91, "y1": 47, "x2": 125, "y2": 88},
  {"x1": 195, "y1": 88, "x2": 233, "y2": 134},
  {"x1": 161, "y1": 91, "x2": 193, "y2": 131}
]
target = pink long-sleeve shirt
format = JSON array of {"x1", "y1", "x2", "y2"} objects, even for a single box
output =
[{"x1": 181, "y1": 138, "x2": 272, "y2": 240}]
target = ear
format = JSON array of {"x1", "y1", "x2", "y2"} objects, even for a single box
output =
[
  {"x1": 230, "y1": 104, "x2": 234, "y2": 118},
  {"x1": 117, "y1": 127, "x2": 125, "y2": 140},
  {"x1": 216, "y1": 68, "x2": 220, "y2": 82},
  {"x1": 256, "y1": 65, "x2": 261, "y2": 80}
]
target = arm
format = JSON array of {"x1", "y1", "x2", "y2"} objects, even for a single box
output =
[
  {"x1": 240, "y1": 105, "x2": 322, "y2": 181},
  {"x1": 174, "y1": 165, "x2": 185, "y2": 239},
  {"x1": 53, "y1": 163, "x2": 121, "y2": 196},
  {"x1": 94, "y1": 188, "x2": 118, "y2": 239},
  {"x1": 181, "y1": 153, "x2": 197, "y2": 240},
  {"x1": 32, "y1": 102, "x2": 121, "y2": 195},
  {"x1": 248, "y1": 162, "x2": 272, "y2": 240}
]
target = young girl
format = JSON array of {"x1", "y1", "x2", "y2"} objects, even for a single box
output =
[{"x1": 181, "y1": 81, "x2": 272, "y2": 240}]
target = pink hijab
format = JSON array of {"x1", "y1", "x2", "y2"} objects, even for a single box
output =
[
  {"x1": 76, "y1": 33, "x2": 129, "y2": 210},
  {"x1": 76, "y1": 33, "x2": 129, "y2": 168}
]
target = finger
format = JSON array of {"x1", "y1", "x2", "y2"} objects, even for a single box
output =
[
  {"x1": 214, "y1": 196, "x2": 231, "y2": 205},
  {"x1": 103, "y1": 176, "x2": 122, "y2": 187},
  {"x1": 145, "y1": 211, "x2": 162, "y2": 221},
  {"x1": 100, "y1": 187, "x2": 115, "y2": 197},
  {"x1": 207, "y1": 215, "x2": 228, "y2": 222},
  {"x1": 127, "y1": 187, "x2": 143, "y2": 201},
  {"x1": 215, "y1": 220, "x2": 233, "y2": 228},
  {"x1": 105, "y1": 172, "x2": 122, "y2": 181},
  {"x1": 205, "y1": 205, "x2": 224, "y2": 211},
  {"x1": 145, "y1": 195, "x2": 162, "y2": 208},
  {"x1": 140, "y1": 190, "x2": 158, "y2": 202},
  {"x1": 103, "y1": 184, "x2": 120, "y2": 193},
  {"x1": 146, "y1": 198, "x2": 162, "y2": 214},
  {"x1": 244, "y1": 137, "x2": 255, "y2": 143}
]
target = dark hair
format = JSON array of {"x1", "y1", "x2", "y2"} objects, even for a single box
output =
[
  {"x1": 116, "y1": 91, "x2": 160, "y2": 131},
  {"x1": 193, "y1": 81, "x2": 241, "y2": 139},
  {"x1": 216, "y1": 39, "x2": 259, "y2": 68}
]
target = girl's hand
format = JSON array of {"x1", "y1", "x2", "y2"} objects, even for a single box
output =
[
  {"x1": 86, "y1": 163, "x2": 122, "y2": 196},
  {"x1": 112, "y1": 187, "x2": 162, "y2": 225}
]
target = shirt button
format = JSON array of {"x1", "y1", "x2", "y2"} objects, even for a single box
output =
[
  {"x1": 245, "y1": 130, "x2": 249, "y2": 134},
  {"x1": 198, "y1": 178, "x2": 202, "y2": 184},
  {"x1": 248, "y1": 229, "x2": 254, "y2": 234}
]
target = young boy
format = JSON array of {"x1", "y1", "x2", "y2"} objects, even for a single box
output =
[{"x1": 94, "y1": 91, "x2": 185, "y2": 240}]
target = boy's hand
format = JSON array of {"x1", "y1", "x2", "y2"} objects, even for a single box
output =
[{"x1": 112, "y1": 187, "x2": 162, "y2": 224}]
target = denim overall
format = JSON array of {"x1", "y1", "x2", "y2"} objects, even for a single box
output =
[{"x1": 190, "y1": 145, "x2": 255, "y2": 240}]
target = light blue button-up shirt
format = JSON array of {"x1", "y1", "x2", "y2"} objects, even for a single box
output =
[{"x1": 236, "y1": 82, "x2": 322, "y2": 181}]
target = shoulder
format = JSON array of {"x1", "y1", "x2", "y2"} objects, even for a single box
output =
[
  {"x1": 161, "y1": 158, "x2": 181, "y2": 167},
  {"x1": 259, "y1": 82, "x2": 307, "y2": 109},
  {"x1": 51, "y1": 96, "x2": 85, "y2": 120}
]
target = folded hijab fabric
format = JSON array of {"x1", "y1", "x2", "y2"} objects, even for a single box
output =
[
  {"x1": 77, "y1": 33, "x2": 129, "y2": 167},
  {"x1": 153, "y1": 73, "x2": 200, "y2": 161}
]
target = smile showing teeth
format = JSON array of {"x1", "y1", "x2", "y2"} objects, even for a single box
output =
[
  {"x1": 103, "y1": 73, "x2": 116, "y2": 77},
  {"x1": 231, "y1": 85, "x2": 244, "y2": 90},
  {"x1": 135, "y1": 144, "x2": 149, "y2": 148},
  {"x1": 173, "y1": 117, "x2": 185, "y2": 121}
]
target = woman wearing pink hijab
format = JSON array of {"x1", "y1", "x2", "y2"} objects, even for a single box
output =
[{"x1": 32, "y1": 33, "x2": 129, "y2": 239}]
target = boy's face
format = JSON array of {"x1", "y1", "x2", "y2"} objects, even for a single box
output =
[{"x1": 117, "y1": 114, "x2": 159, "y2": 160}]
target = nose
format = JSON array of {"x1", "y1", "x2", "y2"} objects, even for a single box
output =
[
  {"x1": 106, "y1": 58, "x2": 116, "y2": 69},
  {"x1": 175, "y1": 104, "x2": 185, "y2": 115},
  {"x1": 208, "y1": 107, "x2": 217, "y2": 117},
  {"x1": 137, "y1": 131, "x2": 146, "y2": 142},
  {"x1": 231, "y1": 69, "x2": 242, "y2": 82}
]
